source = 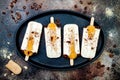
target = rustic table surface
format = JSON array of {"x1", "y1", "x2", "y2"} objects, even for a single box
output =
[{"x1": 0, "y1": 0, "x2": 120, "y2": 80}]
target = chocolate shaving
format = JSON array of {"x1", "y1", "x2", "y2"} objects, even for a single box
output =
[{"x1": 66, "y1": 41, "x2": 71, "y2": 44}]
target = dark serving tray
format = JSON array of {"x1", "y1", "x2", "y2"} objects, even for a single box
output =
[{"x1": 15, "y1": 10, "x2": 104, "y2": 70}]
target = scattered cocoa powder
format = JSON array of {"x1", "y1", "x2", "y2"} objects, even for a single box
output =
[
  {"x1": 2, "y1": 10, "x2": 6, "y2": 15},
  {"x1": 109, "y1": 53, "x2": 114, "y2": 58},
  {"x1": 23, "y1": 6, "x2": 26, "y2": 10},
  {"x1": 74, "y1": 4, "x2": 77, "y2": 8},
  {"x1": 26, "y1": 11, "x2": 29, "y2": 15},
  {"x1": 106, "y1": 67, "x2": 110, "y2": 70},
  {"x1": 113, "y1": 44, "x2": 117, "y2": 48},
  {"x1": 88, "y1": 2, "x2": 92, "y2": 5},
  {"x1": 79, "y1": 0, "x2": 83, "y2": 4},
  {"x1": 112, "y1": 63, "x2": 116, "y2": 67}
]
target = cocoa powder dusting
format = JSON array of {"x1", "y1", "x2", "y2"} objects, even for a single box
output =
[
  {"x1": 109, "y1": 53, "x2": 114, "y2": 58},
  {"x1": 74, "y1": 4, "x2": 77, "y2": 8},
  {"x1": 113, "y1": 44, "x2": 117, "y2": 48},
  {"x1": 69, "y1": 62, "x2": 105, "y2": 79},
  {"x1": 79, "y1": 0, "x2": 83, "y2": 4},
  {"x1": 88, "y1": 2, "x2": 92, "y2": 5},
  {"x1": 26, "y1": 11, "x2": 29, "y2": 15},
  {"x1": 2, "y1": 10, "x2": 6, "y2": 15},
  {"x1": 23, "y1": 6, "x2": 26, "y2": 10}
]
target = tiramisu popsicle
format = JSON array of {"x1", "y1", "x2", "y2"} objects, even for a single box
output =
[
  {"x1": 63, "y1": 24, "x2": 80, "y2": 66},
  {"x1": 21, "y1": 21, "x2": 43, "y2": 61},
  {"x1": 44, "y1": 17, "x2": 61, "y2": 58},
  {"x1": 81, "y1": 17, "x2": 100, "y2": 58}
]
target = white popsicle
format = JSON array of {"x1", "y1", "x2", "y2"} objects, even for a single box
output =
[
  {"x1": 81, "y1": 17, "x2": 100, "y2": 58},
  {"x1": 44, "y1": 17, "x2": 61, "y2": 58},
  {"x1": 63, "y1": 24, "x2": 80, "y2": 66},
  {"x1": 21, "y1": 21, "x2": 43, "y2": 61}
]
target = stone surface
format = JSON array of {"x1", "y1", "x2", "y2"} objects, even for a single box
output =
[{"x1": 0, "y1": 0, "x2": 120, "y2": 80}]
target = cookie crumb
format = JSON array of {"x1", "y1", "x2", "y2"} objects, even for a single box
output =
[
  {"x1": 4, "y1": 73, "x2": 7, "y2": 77},
  {"x1": 24, "y1": 66, "x2": 28, "y2": 70},
  {"x1": 7, "y1": 55, "x2": 10, "y2": 59},
  {"x1": 11, "y1": 73, "x2": 14, "y2": 75},
  {"x1": 7, "y1": 42, "x2": 10, "y2": 44}
]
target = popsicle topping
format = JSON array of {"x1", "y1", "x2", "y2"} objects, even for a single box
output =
[
  {"x1": 48, "y1": 17, "x2": 57, "y2": 30},
  {"x1": 24, "y1": 34, "x2": 34, "y2": 61},
  {"x1": 87, "y1": 17, "x2": 95, "y2": 39},
  {"x1": 69, "y1": 33, "x2": 77, "y2": 66}
]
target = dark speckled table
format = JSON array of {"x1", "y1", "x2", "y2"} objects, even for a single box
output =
[{"x1": 0, "y1": 0, "x2": 120, "y2": 80}]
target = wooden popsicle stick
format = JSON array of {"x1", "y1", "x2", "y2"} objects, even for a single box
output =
[
  {"x1": 70, "y1": 59, "x2": 74, "y2": 66},
  {"x1": 25, "y1": 56, "x2": 29, "y2": 61},
  {"x1": 50, "y1": 16, "x2": 54, "y2": 23},
  {"x1": 90, "y1": 17, "x2": 94, "y2": 26}
]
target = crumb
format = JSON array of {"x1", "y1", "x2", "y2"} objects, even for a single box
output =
[
  {"x1": 24, "y1": 66, "x2": 28, "y2": 70},
  {"x1": 11, "y1": 10, "x2": 13, "y2": 13},
  {"x1": 66, "y1": 41, "x2": 71, "y2": 44},
  {"x1": 2, "y1": 10, "x2": 6, "y2": 15},
  {"x1": 9, "y1": 53, "x2": 12, "y2": 56},
  {"x1": 96, "y1": 61, "x2": 105, "y2": 69},
  {"x1": 7, "y1": 42, "x2": 10, "y2": 44},
  {"x1": 35, "y1": 7, "x2": 38, "y2": 10},
  {"x1": 12, "y1": 0, "x2": 17, "y2": 3},
  {"x1": 84, "y1": 38, "x2": 87, "y2": 41},
  {"x1": 88, "y1": 2, "x2": 92, "y2": 5},
  {"x1": 26, "y1": 11, "x2": 29, "y2": 15},
  {"x1": 10, "y1": 2, "x2": 14, "y2": 8},
  {"x1": 74, "y1": 4, "x2": 77, "y2": 8},
  {"x1": 33, "y1": 3, "x2": 37, "y2": 6},
  {"x1": 23, "y1": 6, "x2": 26, "y2": 10},
  {"x1": 31, "y1": 5, "x2": 35, "y2": 9},
  {"x1": 84, "y1": 6, "x2": 87, "y2": 10},
  {"x1": 11, "y1": 73, "x2": 14, "y2": 75},
  {"x1": 91, "y1": 47, "x2": 94, "y2": 50},
  {"x1": 39, "y1": 5, "x2": 42, "y2": 8},
  {"x1": 16, "y1": 12, "x2": 21, "y2": 20},
  {"x1": 105, "y1": 8, "x2": 114, "y2": 18},
  {"x1": 109, "y1": 53, "x2": 114, "y2": 58},
  {"x1": 113, "y1": 44, "x2": 117, "y2": 48},
  {"x1": 79, "y1": 0, "x2": 83, "y2": 4},
  {"x1": 106, "y1": 67, "x2": 110, "y2": 70},
  {"x1": 7, "y1": 55, "x2": 10, "y2": 59},
  {"x1": 112, "y1": 63, "x2": 116, "y2": 67},
  {"x1": 4, "y1": 73, "x2": 7, "y2": 77},
  {"x1": 50, "y1": 36, "x2": 53, "y2": 41},
  {"x1": 75, "y1": 39, "x2": 78, "y2": 41}
]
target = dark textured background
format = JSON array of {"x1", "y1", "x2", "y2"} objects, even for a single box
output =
[{"x1": 0, "y1": 0, "x2": 120, "y2": 80}]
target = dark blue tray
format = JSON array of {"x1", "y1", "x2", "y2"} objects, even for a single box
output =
[{"x1": 16, "y1": 10, "x2": 104, "y2": 70}]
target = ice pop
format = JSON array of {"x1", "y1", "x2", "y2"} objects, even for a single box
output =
[
  {"x1": 21, "y1": 21, "x2": 43, "y2": 61},
  {"x1": 81, "y1": 17, "x2": 100, "y2": 58},
  {"x1": 44, "y1": 17, "x2": 61, "y2": 58},
  {"x1": 63, "y1": 24, "x2": 80, "y2": 66}
]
